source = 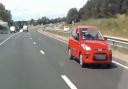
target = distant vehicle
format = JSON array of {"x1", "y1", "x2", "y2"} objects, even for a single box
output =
[
  {"x1": 10, "y1": 26, "x2": 16, "y2": 33},
  {"x1": 19, "y1": 29, "x2": 23, "y2": 32},
  {"x1": 64, "y1": 26, "x2": 70, "y2": 32},
  {"x1": 23, "y1": 25, "x2": 28, "y2": 32},
  {"x1": 68, "y1": 26, "x2": 112, "y2": 68},
  {"x1": 15, "y1": 26, "x2": 20, "y2": 32}
]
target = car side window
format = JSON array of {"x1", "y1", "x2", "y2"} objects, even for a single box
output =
[{"x1": 71, "y1": 29, "x2": 79, "y2": 40}]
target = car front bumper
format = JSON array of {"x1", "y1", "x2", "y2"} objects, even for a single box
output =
[{"x1": 82, "y1": 50, "x2": 112, "y2": 64}]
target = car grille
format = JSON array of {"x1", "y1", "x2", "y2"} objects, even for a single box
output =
[{"x1": 93, "y1": 53, "x2": 107, "y2": 61}]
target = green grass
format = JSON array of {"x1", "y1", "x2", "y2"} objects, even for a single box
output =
[{"x1": 69, "y1": 15, "x2": 128, "y2": 38}]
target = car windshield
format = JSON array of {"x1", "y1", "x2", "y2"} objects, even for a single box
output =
[{"x1": 80, "y1": 28, "x2": 104, "y2": 40}]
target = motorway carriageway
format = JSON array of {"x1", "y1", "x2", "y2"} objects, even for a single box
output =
[{"x1": 0, "y1": 28, "x2": 127, "y2": 89}]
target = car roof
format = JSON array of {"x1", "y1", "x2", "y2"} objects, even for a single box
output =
[{"x1": 75, "y1": 26, "x2": 97, "y2": 30}]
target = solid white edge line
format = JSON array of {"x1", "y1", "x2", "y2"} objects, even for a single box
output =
[
  {"x1": 61, "y1": 75, "x2": 77, "y2": 89},
  {"x1": 112, "y1": 60, "x2": 128, "y2": 69},
  {"x1": 40, "y1": 50, "x2": 45, "y2": 55},
  {"x1": 39, "y1": 31, "x2": 128, "y2": 70},
  {"x1": 40, "y1": 32, "x2": 68, "y2": 44},
  {"x1": 0, "y1": 32, "x2": 20, "y2": 46},
  {"x1": 47, "y1": 34, "x2": 67, "y2": 43}
]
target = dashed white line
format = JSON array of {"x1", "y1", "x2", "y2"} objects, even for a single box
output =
[
  {"x1": 112, "y1": 60, "x2": 128, "y2": 69},
  {"x1": 0, "y1": 32, "x2": 20, "y2": 46},
  {"x1": 40, "y1": 50, "x2": 45, "y2": 55},
  {"x1": 61, "y1": 75, "x2": 77, "y2": 89},
  {"x1": 33, "y1": 42, "x2": 36, "y2": 45}
]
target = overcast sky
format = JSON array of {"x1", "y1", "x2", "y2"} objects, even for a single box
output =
[{"x1": 1, "y1": 0, "x2": 87, "y2": 21}]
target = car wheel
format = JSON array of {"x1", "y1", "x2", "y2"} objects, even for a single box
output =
[
  {"x1": 79, "y1": 54, "x2": 84, "y2": 68},
  {"x1": 106, "y1": 64, "x2": 111, "y2": 68},
  {"x1": 68, "y1": 49, "x2": 73, "y2": 60}
]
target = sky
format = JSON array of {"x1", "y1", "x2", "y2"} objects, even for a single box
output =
[{"x1": 0, "y1": 0, "x2": 87, "y2": 21}]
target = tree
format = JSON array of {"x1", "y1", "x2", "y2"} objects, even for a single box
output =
[
  {"x1": 61, "y1": 17, "x2": 66, "y2": 22},
  {"x1": 41, "y1": 17, "x2": 50, "y2": 25},
  {"x1": 79, "y1": 1, "x2": 92, "y2": 19},
  {"x1": 66, "y1": 8, "x2": 79, "y2": 24},
  {"x1": 121, "y1": 0, "x2": 128, "y2": 15},
  {"x1": 0, "y1": 3, "x2": 12, "y2": 24},
  {"x1": 4, "y1": 10, "x2": 12, "y2": 25},
  {"x1": 78, "y1": 0, "x2": 128, "y2": 20},
  {"x1": 37, "y1": 18, "x2": 42, "y2": 25},
  {"x1": 30, "y1": 18, "x2": 34, "y2": 25}
]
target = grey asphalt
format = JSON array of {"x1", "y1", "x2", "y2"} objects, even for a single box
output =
[
  {"x1": 0, "y1": 28, "x2": 128, "y2": 89},
  {"x1": 0, "y1": 33, "x2": 12, "y2": 43}
]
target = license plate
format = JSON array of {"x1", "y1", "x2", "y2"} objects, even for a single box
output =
[{"x1": 94, "y1": 54, "x2": 106, "y2": 60}]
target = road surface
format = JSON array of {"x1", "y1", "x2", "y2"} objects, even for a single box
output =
[
  {"x1": 0, "y1": 28, "x2": 128, "y2": 89},
  {"x1": 0, "y1": 33, "x2": 12, "y2": 43}
]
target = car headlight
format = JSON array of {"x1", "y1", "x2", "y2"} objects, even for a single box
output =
[{"x1": 81, "y1": 44, "x2": 91, "y2": 51}]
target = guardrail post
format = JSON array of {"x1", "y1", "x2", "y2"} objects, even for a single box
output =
[{"x1": 112, "y1": 41, "x2": 115, "y2": 46}]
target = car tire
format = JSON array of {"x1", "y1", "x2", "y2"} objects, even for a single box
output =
[
  {"x1": 106, "y1": 64, "x2": 111, "y2": 68},
  {"x1": 68, "y1": 49, "x2": 73, "y2": 60},
  {"x1": 79, "y1": 54, "x2": 84, "y2": 68}
]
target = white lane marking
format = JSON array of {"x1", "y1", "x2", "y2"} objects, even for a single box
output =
[
  {"x1": 0, "y1": 32, "x2": 20, "y2": 46},
  {"x1": 61, "y1": 75, "x2": 77, "y2": 89},
  {"x1": 33, "y1": 42, "x2": 36, "y2": 45},
  {"x1": 39, "y1": 32, "x2": 128, "y2": 70},
  {"x1": 112, "y1": 60, "x2": 128, "y2": 69},
  {"x1": 30, "y1": 38, "x2": 32, "y2": 40},
  {"x1": 40, "y1": 50, "x2": 45, "y2": 55}
]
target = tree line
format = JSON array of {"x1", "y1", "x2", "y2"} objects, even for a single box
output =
[
  {"x1": 29, "y1": 17, "x2": 66, "y2": 26},
  {"x1": 30, "y1": 0, "x2": 128, "y2": 25},
  {"x1": 0, "y1": 2, "x2": 12, "y2": 25},
  {"x1": 66, "y1": 0, "x2": 128, "y2": 24}
]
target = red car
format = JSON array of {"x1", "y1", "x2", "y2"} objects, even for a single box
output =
[{"x1": 68, "y1": 26, "x2": 112, "y2": 67}]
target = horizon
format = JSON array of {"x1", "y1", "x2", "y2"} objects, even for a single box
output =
[{"x1": 1, "y1": 0, "x2": 87, "y2": 21}]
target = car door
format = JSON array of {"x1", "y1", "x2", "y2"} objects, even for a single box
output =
[
  {"x1": 71, "y1": 29, "x2": 79, "y2": 58},
  {"x1": 75, "y1": 30, "x2": 80, "y2": 59},
  {"x1": 69, "y1": 30, "x2": 76, "y2": 57}
]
